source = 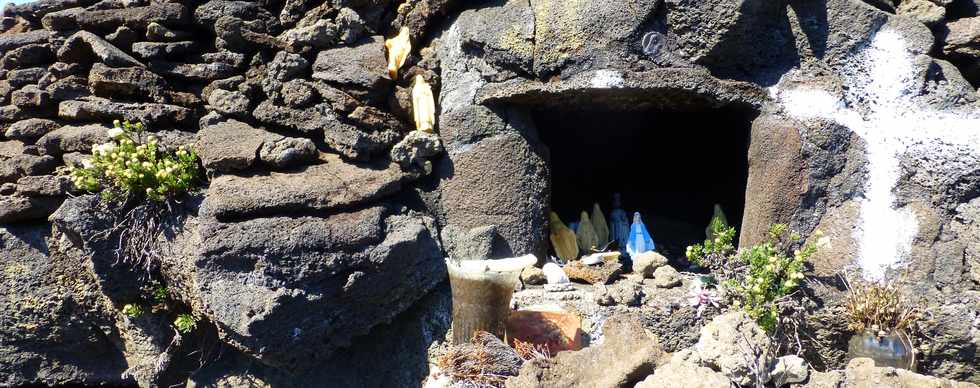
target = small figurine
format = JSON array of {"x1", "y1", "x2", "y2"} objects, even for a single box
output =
[
  {"x1": 411, "y1": 75, "x2": 436, "y2": 132},
  {"x1": 609, "y1": 193, "x2": 630, "y2": 250},
  {"x1": 385, "y1": 27, "x2": 411, "y2": 80},
  {"x1": 576, "y1": 211, "x2": 598, "y2": 254},
  {"x1": 549, "y1": 212, "x2": 579, "y2": 262},
  {"x1": 705, "y1": 203, "x2": 729, "y2": 240},
  {"x1": 591, "y1": 202, "x2": 609, "y2": 246},
  {"x1": 627, "y1": 212, "x2": 655, "y2": 258}
]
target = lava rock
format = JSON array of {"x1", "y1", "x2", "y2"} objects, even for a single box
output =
[
  {"x1": 633, "y1": 251, "x2": 669, "y2": 278},
  {"x1": 131, "y1": 41, "x2": 197, "y2": 60},
  {"x1": 1, "y1": 44, "x2": 54, "y2": 70},
  {"x1": 36, "y1": 123, "x2": 111, "y2": 155},
  {"x1": 312, "y1": 35, "x2": 390, "y2": 92},
  {"x1": 507, "y1": 315, "x2": 667, "y2": 387},
  {"x1": 10, "y1": 86, "x2": 51, "y2": 109},
  {"x1": 593, "y1": 280, "x2": 643, "y2": 306},
  {"x1": 0, "y1": 154, "x2": 57, "y2": 183},
  {"x1": 87, "y1": 63, "x2": 167, "y2": 101},
  {"x1": 73, "y1": 3, "x2": 188, "y2": 32},
  {"x1": 390, "y1": 130, "x2": 443, "y2": 172},
  {"x1": 770, "y1": 355, "x2": 809, "y2": 386},
  {"x1": 635, "y1": 352, "x2": 733, "y2": 388},
  {"x1": 200, "y1": 154, "x2": 410, "y2": 219},
  {"x1": 195, "y1": 119, "x2": 267, "y2": 172},
  {"x1": 57, "y1": 31, "x2": 144, "y2": 68},
  {"x1": 564, "y1": 259, "x2": 623, "y2": 285},
  {"x1": 58, "y1": 98, "x2": 191, "y2": 126},
  {"x1": 259, "y1": 136, "x2": 317, "y2": 168},
  {"x1": 148, "y1": 60, "x2": 236, "y2": 81},
  {"x1": 4, "y1": 118, "x2": 61, "y2": 141},
  {"x1": 944, "y1": 17, "x2": 980, "y2": 59},
  {"x1": 6, "y1": 67, "x2": 47, "y2": 88},
  {"x1": 104, "y1": 26, "x2": 139, "y2": 48},
  {"x1": 146, "y1": 22, "x2": 189, "y2": 41},
  {"x1": 280, "y1": 18, "x2": 338, "y2": 53},
  {"x1": 694, "y1": 311, "x2": 774, "y2": 386},
  {"x1": 15, "y1": 174, "x2": 71, "y2": 196},
  {"x1": 0, "y1": 30, "x2": 51, "y2": 52},
  {"x1": 207, "y1": 89, "x2": 251, "y2": 118},
  {"x1": 897, "y1": 0, "x2": 946, "y2": 27},
  {"x1": 652, "y1": 265, "x2": 681, "y2": 288}
]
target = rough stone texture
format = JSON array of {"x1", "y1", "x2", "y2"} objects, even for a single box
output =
[
  {"x1": 652, "y1": 265, "x2": 681, "y2": 288},
  {"x1": 694, "y1": 311, "x2": 775, "y2": 386},
  {"x1": 0, "y1": 225, "x2": 128, "y2": 386},
  {"x1": 796, "y1": 358, "x2": 980, "y2": 388},
  {"x1": 4, "y1": 118, "x2": 61, "y2": 140},
  {"x1": 564, "y1": 259, "x2": 624, "y2": 285},
  {"x1": 36, "y1": 124, "x2": 110, "y2": 155},
  {"x1": 634, "y1": 352, "x2": 733, "y2": 388},
  {"x1": 506, "y1": 315, "x2": 667, "y2": 388},
  {"x1": 201, "y1": 155, "x2": 412, "y2": 220},
  {"x1": 57, "y1": 31, "x2": 144, "y2": 68},
  {"x1": 633, "y1": 251, "x2": 669, "y2": 278}
]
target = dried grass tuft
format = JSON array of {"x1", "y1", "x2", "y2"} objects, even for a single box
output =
[
  {"x1": 843, "y1": 281, "x2": 920, "y2": 335},
  {"x1": 436, "y1": 331, "x2": 523, "y2": 388},
  {"x1": 513, "y1": 338, "x2": 551, "y2": 361}
]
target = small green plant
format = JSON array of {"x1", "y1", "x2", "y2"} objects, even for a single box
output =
[
  {"x1": 153, "y1": 285, "x2": 168, "y2": 304},
  {"x1": 726, "y1": 225, "x2": 823, "y2": 332},
  {"x1": 686, "y1": 216, "x2": 736, "y2": 268},
  {"x1": 174, "y1": 314, "x2": 196, "y2": 334},
  {"x1": 69, "y1": 120, "x2": 200, "y2": 202},
  {"x1": 122, "y1": 303, "x2": 143, "y2": 318}
]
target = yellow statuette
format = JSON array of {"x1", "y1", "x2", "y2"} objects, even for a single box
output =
[
  {"x1": 549, "y1": 212, "x2": 579, "y2": 262},
  {"x1": 576, "y1": 211, "x2": 598, "y2": 253},
  {"x1": 385, "y1": 27, "x2": 411, "y2": 80},
  {"x1": 591, "y1": 202, "x2": 609, "y2": 246},
  {"x1": 412, "y1": 75, "x2": 436, "y2": 132}
]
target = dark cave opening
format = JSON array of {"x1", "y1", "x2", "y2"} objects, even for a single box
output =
[{"x1": 534, "y1": 106, "x2": 756, "y2": 263}]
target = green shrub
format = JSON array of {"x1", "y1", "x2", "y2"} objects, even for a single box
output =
[
  {"x1": 122, "y1": 303, "x2": 143, "y2": 318},
  {"x1": 69, "y1": 120, "x2": 200, "y2": 202},
  {"x1": 726, "y1": 224, "x2": 822, "y2": 332},
  {"x1": 174, "y1": 314, "x2": 196, "y2": 334},
  {"x1": 686, "y1": 216, "x2": 736, "y2": 268}
]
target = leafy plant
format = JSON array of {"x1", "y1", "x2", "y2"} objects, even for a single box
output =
[
  {"x1": 174, "y1": 314, "x2": 197, "y2": 334},
  {"x1": 726, "y1": 225, "x2": 822, "y2": 332},
  {"x1": 69, "y1": 120, "x2": 200, "y2": 202},
  {"x1": 686, "y1": 216, "x2": 736, "y2": 269},
  {"x1": 843, "y1": 281, "x2": 920, "y2": 336},
  {"x1": 122, "y1": 303, "x2": 143, "y2": 318},
  {"x1": 153, "y1": 285, "x2": 168, "y2": 304}
]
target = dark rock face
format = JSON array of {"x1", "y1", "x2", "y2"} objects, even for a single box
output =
[{"x1": 2, "y1": 0, "x2": 980, "y2": 386}]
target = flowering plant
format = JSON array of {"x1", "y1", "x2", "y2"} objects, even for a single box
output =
[
  {"x1": 725, "y1": 224, "x2": 826, "y2": 332},
  {"x1": 688, "y1": 277, "x2": 722, "y2": 318},
  {"x1": 69, "y1": 120, "x2": 200, "y2": 202}
]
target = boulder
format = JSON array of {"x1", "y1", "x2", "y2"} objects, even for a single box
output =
[
  {"x1": 797, "y1": 358, "x2": 979, "y2": 388},
  {"x1": 652, "y1": 265, "x2": 681, "y2": 288},
  {"x1": 131, "y1": 41, "x2": 198, "y2": 60},
  {"x1": 390, "y1": 130, "x2": 443, "y2": 172},
  {"x1": 207, "y1": 89, "x2": 251, "y2": 118},
  {"x1": 564, "y1": 259, "x2": 624, "y2": 285},
  {"x1": 87, "y1": 63, "x2": 167, "y2": 101},
  {"x1": 0, "y1": 154, "x2": 57, "y2": 183},
  {"x1": 258, "y1": 136, "x2": 317, "y2": 168},
  {"x1": 6, "y1": 67, "x2": 46, "y2": 88},
  {"x1": 200, "y1": 154, "x2": 411, "y2": 219},
  {"x1": 0, "y1": 224, "x2": 127, "y2": 386},
  {"x1": 73, "y1": 3, "x2": 189, "y2": 32},
  {"x1": 10, "y1": 85, "x2": 51, "y2": 108},
  {"x1": 15, "y1": 174, "x2": 70, "y2": 196},
  {"x1": 312, "y1": 35, "x2": 391, "y2": 93},
  {"x1": 36, "y1": 123, "x2": 111, "y2": 155},
  {"x1": 0, "y1": 30, "x2": 51, "y2": 52},
  {"x1": 252, "y1": 100, "x2": 394, "y2": 161},
  {"x1": 896, "y1": 0, "x2": 946, "y2": 27},
  {"x1": 635, "y1": 352, "x2": 734, "y2": 388},
  {"x1": 632, "y1": 251, "x2": 669, "y2": 278},
  {"x1": 148, "y1": 60, "x2": 236, "y2": 81},
  {"x1": 45, "y1": 76, "x2": 89, "y2": 101},
  {"x1": 506, "y1": 315, "x2": 667, "y2": 388},
  {"x1": 279, "y1": 18, "x2": 338, "y2": 53},
  {"x1": 694, "y1": 311, "x2": 774, "y2": 386},
  {"x1": 944, "y1": 17, "x2": 980, "y2": 59},
  {"x1": 4, "y1": 118, "x2": 61, "y2": 140},
  {"x1": 593, "y1": 280, "x2": 643, "y2": 306},
  {"x1": 0, "y1": 43, "x2": 54, "y2": 70},
  {"x1": 195, "y1": 119, "x2": 268, "y2": 172},
  {"x1": 0, "y1": 195, "x2": 62, "y2": 222},
  {"x1": 56, "y1": 31, "x2": 144, "y2": 68},
  {"x1": 771, "y1": 355, "x2": 809, "y2": 387},
  {"x1": 58, "y1": 98, "x2": 191, "y2": 127}
]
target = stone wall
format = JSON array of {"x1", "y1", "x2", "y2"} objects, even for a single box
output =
[{"x1": 2, "y1": 0, "x2": 979, "y2": 386}]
